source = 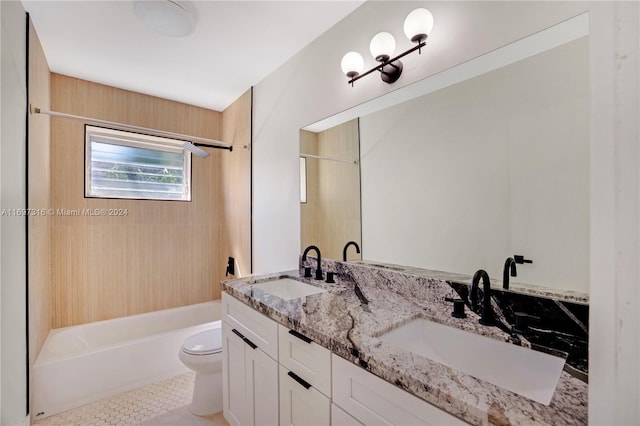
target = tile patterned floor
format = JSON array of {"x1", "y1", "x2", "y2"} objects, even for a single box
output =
[
  {"x1": 140, "y1": 406, "x2": 227, "y2": 426},
  {"x1": 33, "y1": 372, "x2": 228, "y2": 426}
]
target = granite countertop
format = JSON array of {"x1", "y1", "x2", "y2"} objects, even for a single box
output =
[
  {"x1": 221, "y1": 261, "x2": 587, "y2": 426},
  {"x1": 351, "y1": 260, "x2": 590, "y2": 305}
]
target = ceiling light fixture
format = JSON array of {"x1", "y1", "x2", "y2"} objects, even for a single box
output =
[
  {"x1": 341, "y1": 8, "x2": 434, "y2": 86},
  {"x1": 133, "y1": 0, "x2": 196, "y2": 38}
]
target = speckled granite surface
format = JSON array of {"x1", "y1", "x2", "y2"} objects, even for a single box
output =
[
  {"x1": 352, "y1": 260, "x2": 589, "y2": 305},
  {"x1": 221, "y1": 259, "x2": 587, "y2": 426}
]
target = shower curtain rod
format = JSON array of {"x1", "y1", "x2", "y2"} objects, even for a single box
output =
[
  {"x1": 30, "y1": 106, "x2": 248, "y2": 151},
  {"x1": 300, "y1": 153, "x2": 358, "y2": 164}
]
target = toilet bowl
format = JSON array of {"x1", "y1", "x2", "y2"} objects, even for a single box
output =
[{"x1": 179, "y1": 325, "x2": 223, "y2": 416}]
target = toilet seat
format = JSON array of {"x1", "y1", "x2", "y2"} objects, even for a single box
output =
[{"x1": 181, "y1": 328, "x2": 222, "y2": 355}]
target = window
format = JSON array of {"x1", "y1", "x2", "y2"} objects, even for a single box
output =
[
  {"x1": 85, "y1": 126, "x2": 191, "y2": 201},
  {"x1": 300, "y1": 157, "x2": 307, "y2": 203}
]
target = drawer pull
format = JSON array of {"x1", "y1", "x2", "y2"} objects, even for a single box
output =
[
  {"x1": 243, "y1": 337, "x2": 258, "y2": 350},
  {"x1": 232, "y1": 328, "x2": 258, "y2": 350},
  {"x1": 289, "y1": 329, "x2": 313, "y2": 344},
  {"x1": 287, "y1": 371, "x2": 312, "y2": 389}
]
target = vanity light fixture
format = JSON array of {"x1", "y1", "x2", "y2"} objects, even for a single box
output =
[{"x1": 341, "y1": 8, "x2": 434, "y2": 86}]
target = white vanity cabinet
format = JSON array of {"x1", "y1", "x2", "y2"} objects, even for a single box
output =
[
  {"x1": 221, "y1": 293, "x2": 278, "y2": 426},
  {"x1": 222, "y1": 291, "x2": 468, "y2": 426},
  {"x1": 278, "y1": 324, "x2": 331, "y2": 425},
  {"x1": 332, "y1": 354, "x2": 468, "y2": 425}
]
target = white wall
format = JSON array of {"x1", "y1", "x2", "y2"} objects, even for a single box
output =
[
  {"x1": 359, "y1": 37, "x2": 589, "y2": 293},
  {"x1": 253, "y1": 0, "x2": 639, "y2": 423},
  {"x1": 588, "y1": 2, "x2": 639, "y2": 423},
  {"x1": 1, "y1": 2, "x2": 3, "y2": 417},
  {"x1": 0, "y1": 1, "x2": 28, "y2": 424},
  {"x1": 253, "y1": 0, "x2": 592, "y2": 274}
]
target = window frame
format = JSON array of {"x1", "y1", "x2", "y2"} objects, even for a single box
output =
[
  {"x1": 300, "y1": 157, "x2": 307, "y2": 204},
  {"x1": 84, "y1": 125, "x2": 192, "y2": 202}
]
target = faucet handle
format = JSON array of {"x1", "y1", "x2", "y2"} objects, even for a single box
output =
[
  {"x1": 444, "y1": 297, "x2": 467, "y2": 318},
  {"x1": 514, "y1": 255, "x2": 533, "y2": 264},
  {"x1": 512, "y1": 311, "x2": 541, "y2": 334}
]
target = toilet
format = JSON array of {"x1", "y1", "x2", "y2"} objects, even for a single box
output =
[{"x1": 179, "y1": 325, "x2": 223, "y2": 416}]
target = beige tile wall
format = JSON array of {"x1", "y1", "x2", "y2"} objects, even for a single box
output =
[{"x1": 49, "y1": 75, "x2": 251, "y2": 327}]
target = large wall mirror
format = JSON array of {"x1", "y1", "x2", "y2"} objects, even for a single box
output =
[
  {"x1": 300, "y1": 15, "x2": 589, "y2": 296},
  {"x1": 300, "y1": 119, "x2": 362, "y2": 261}
]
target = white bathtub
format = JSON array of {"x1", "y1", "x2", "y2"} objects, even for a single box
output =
[{"x1": 32, "y1": 301, "x2": 221, "y2": 420}]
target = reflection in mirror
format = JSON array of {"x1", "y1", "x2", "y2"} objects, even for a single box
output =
[
  {"x1": 300, "y1": 119, "x2": 361, "y2": 261},
  {"x1": 301, "y1": 35, "x2": 589, "y2": 296}
]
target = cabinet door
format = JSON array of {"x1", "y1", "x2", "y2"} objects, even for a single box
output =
[
  {"x1": 279, "y1": 365, "x2": 330, "y2": 426},
  {"x1": 223, "y1": 321, "x2": 279, "y2": 426},
  {"x1": 247, "y1": 341, "x2": 279, "y2": 426},
  {"x1": 331, "y1": 403, "x2": 363, "y2": 426},
  {"x1": 332, "y1": 355, "x2": 467, "y2": 425},
  {"x1": 222, "y1": 321, "x2": 251, "y2": 426}
]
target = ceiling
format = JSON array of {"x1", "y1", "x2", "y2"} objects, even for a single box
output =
[{"x1": 22, "y1": 0, "x2": 364, "y2": 111}]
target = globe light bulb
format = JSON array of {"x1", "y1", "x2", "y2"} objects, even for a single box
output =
[
  {"x1": 340, "y1": 51, "x2": 365, "y2": 78},
  {"x1": 369, "y1": 32, "x2": 396, "y2": 62},
  {"x1": 403, "y1": 8, "x2": 434, "y2": 43}
]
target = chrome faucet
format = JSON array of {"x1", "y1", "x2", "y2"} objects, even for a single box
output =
[
  {"x1": 470, "y1": 269, "x2": 493, "y2": 326},
  {"x1": 502, "y1": 257, "x2": 517, "y2": 289},
  {"x1": 342, "y1": 241, "x2": 360, "y2": 261},
  {"x1": 302, "y1": 245, "x2": 323, "y2": 280}
]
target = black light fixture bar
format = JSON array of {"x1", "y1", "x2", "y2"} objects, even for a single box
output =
[{"x1": 348, "y1": 40, "x2": 426, "y2": 86}]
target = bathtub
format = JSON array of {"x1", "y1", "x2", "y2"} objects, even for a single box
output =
[{"x1": 32, "y1": 301, "x2": 220, "y2": 420}]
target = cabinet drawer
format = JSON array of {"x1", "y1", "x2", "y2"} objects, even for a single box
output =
[
  {"x1": 278, "y1": 324, "x2": 332, "y2": 397},
  {"x1": 222, "y1": 292, "x2": 278, "y2": 360},
  {"x1": 279, "y1": 365, "x2": 330, "y2": 426},
  {"x1": 332, "y1": 355, "x2": 467, "y2": 425}
]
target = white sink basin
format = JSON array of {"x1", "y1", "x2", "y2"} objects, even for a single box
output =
[
  {"x1": 251, "y1": 278, "x2": 326, "y2": 301},
  {"x1": 379, "y1": 318, "x2": 565, "y2": 405}
]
